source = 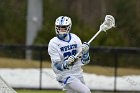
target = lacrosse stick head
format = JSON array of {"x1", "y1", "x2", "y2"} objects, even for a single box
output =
[{"x1": 100, "y1": 15, "x2": 115, "y2": 32}]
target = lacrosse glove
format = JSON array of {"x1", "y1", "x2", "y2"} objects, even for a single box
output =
[
  {"x1": 82, "y1": 42, "x2": 89, "y2": 54},
  {"x1": 63, "y1": 55, "x2": 76, "y2": 69}
]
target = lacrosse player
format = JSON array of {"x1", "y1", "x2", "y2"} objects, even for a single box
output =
[{"x1": 48, "y1": 16, "x2": 91, "y2": 93}]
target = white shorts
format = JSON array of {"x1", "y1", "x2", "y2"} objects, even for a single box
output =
[{"x1": 57, "y1": 75, "x2": 91, "y2": 93}]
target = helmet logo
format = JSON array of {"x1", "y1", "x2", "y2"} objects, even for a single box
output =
[{"x1": 60, "y1": 16, "x2": 64, "y2": 25}]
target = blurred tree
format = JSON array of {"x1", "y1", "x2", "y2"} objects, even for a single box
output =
[
  {"x1": 0, "y1": 0, "x2": 26, "y2": 44},
  {"x1": 115, "y1": 0, "x2": 140, "y2": 47},
  {"x1": 0, "y1": 0, "x2": 140, "y2": 47}
]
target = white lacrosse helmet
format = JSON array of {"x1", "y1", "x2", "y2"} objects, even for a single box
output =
[{"x1": 55, "y1": 16, "x2": 72, "y2": 39}]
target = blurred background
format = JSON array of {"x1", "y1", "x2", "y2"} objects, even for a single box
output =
[{"x1": 0, "y1": 0, "x2": 140, "y2": 93}]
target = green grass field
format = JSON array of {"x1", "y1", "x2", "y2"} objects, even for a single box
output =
[
  {"x1": 16, "y1": 89, "x2": 137, "y2": 93},
  {"x1": 17, "y1": 90, "x2": 64, "y2": 93}
]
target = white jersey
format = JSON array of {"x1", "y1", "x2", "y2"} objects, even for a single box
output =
[{"x1": 48, "y1": 33, "x2": 83, "y2": 80}]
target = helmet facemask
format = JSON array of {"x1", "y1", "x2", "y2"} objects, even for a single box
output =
[{"x1": 55, "y1": 25, "x2": 71, "y2": 39}]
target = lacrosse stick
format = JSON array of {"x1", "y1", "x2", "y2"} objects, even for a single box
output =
[{"x1": 75, "y1": 15, "x2": 115, "y2": 58}]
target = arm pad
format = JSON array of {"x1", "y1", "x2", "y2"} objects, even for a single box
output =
[
  {"x1": 54, "y1": 61, "x2": 70, "y2": 71},
  {"x1": 81, "y1": 52, "x2": 90, "y2": 65}
]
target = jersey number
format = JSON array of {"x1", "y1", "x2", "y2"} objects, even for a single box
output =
[{"x1": 63, "y1": 50, "x2": 77, "y2": 61}]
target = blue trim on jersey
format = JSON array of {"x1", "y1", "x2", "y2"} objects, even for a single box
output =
[
  {"x1": 58, "y1": 76, "x2": 71, "y2": 84},
  {"x1": 64, "y1": 76, "x2": 70, "y2": 84}
]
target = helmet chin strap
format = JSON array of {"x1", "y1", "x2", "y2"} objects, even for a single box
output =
[
  {"x1": 64, "y1": 34, "x2": 70, "y2": 41},
  {"x1": 57, "y1": 33, "x2": 70, "y2": 41}
]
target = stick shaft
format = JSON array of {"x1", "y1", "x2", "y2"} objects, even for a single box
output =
[
  {"x1": 75, "y1": 29, "x2": 102, "y2": 58},
  {"x1": 87, "y1": 29, "x2": 102, "y2": 44}
]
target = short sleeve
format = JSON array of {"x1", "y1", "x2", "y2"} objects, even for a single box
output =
[{"x1": 48, "y1": 41, "x2": 61, "y2": 63}]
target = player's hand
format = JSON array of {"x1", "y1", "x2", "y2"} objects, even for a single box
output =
[
  {"x1": 63, "y1": 55, "x2": 76, "y2": 69},
  {"x1": 82, "y1": 42, "x2": 89, "y2": 54},
  {"x1": 67, "y1": 55, "x2": 76, "y2": 66}
]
